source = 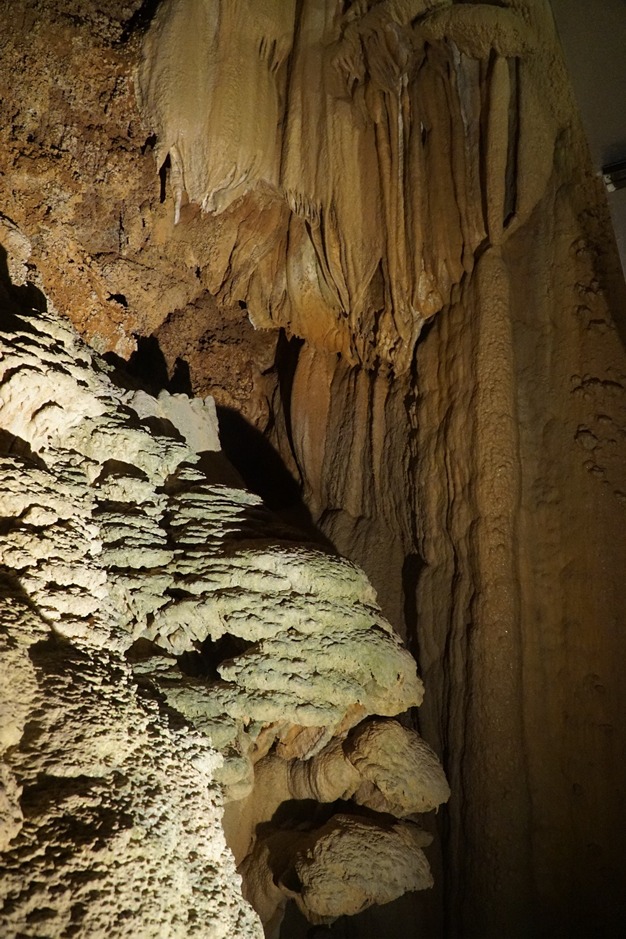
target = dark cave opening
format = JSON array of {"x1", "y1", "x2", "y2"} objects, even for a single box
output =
[{"x1": 105, "y1": 326, "x2": 332, "y2": 546}]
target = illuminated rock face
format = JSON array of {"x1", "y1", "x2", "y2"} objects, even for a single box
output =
[
  {"x1": 1, "y1": 0, "x2": 626, "y2": 936},
  {"x1": 0, "y1": 255, "x2": 263, "y2": 938},
  {"x1": 136, "y1": 0, "x2": 550, "y2": 372},
  {"x1": 0, "y1": 224, "x2": 448, "y2": 936}
]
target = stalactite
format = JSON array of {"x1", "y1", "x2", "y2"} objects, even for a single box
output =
[{"x1": 137, "y1": 0, "x2": 542, "y2": 372}]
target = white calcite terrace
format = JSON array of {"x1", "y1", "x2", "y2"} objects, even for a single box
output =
[
  {"x1": 3, "y1": 1, "x2": 625, "y2": 933},
  {"x1": 0, "y1": 234, "x2": 448, "y2": 936}
]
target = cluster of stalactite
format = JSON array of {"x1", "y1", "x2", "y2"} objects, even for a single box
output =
[{"x1": 138, "y1": 0, "x2": 561, "y2": 374}]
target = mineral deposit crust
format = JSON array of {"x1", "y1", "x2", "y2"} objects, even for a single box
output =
[{"x1": 1, "y1": 0, "x2": 626, "y2": 936}]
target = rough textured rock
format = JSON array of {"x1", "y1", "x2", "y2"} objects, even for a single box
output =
[
  {"x1": 2, "y1": 0, "x2": 626, "y2": 936},
  {"x1": 0, "y1": 241, "x2": 260, "y2": 937},
  {"x1": 222, "y1": 717, "x2": 448, "y2": 928},
  {"x1": 241, "y1": 813, "x2": 434, "y2": 936},
  {"x1": 0, "y1": 220, "x2": 447, "y2": 935},
  {"x1": 0, "y1": 618, "x2": 260, "y2": 939}
]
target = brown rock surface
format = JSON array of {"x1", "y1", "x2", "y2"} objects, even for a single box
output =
[
  {"x1": 0, "y1": 254, "x2": 446, "y2": 936},
  {"x1": 1, "y1": 0, "x2": 626, "y2": 936}
]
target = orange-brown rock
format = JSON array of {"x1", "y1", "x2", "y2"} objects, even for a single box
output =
[{"x1": 1, "y1": 0, "x2": 626, "y2": 936}]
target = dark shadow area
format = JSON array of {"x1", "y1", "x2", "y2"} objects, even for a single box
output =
[
  {"x1": 503, "y1": 58, "x2": 520, "y2": 228},
  {"x1": 20, "y1": 772, "x2": 109, "y2": 817},
  {"x1": 105, "y1": 332, "x2": 333, "y2": 551},
  {"x1": 177, "y1": 633, "x2": 256, "y2": 682},
  {"x1": 121, "y1": 334, "x2": 172, "y2": 395},
  {"x1": 141, "y1": 133, "x2": 157, "y2": 155},
  {"x1": 119, "y1": 0, "x2": 163, "y2": 43},
  {"x1": 262, "y1": 798, "x2": 400, "y2": 838},
  {"x1": 216, "y1": 405, "x2": 334, "y2": 548},
  {"x1": 0, "y1": 428, "x2": 47, "y2": 471},
  {"x1": 274, "y1": 329, "x2": 305, "y2": 465},
  {"x1": 104, "y1": 335, "x2": 194, "y2": 400},
  {"x1": 402, "y1": 552, "x2": 425, "y2": 665},
  {"x1": 105, "y1": 329, "x2": 334, "y2": 547},
  {"x1": 594, "y1": 217, "x2": 626, "y2": 355},
  {"x1": 107, "y1": 292, "x2": 128, "y2": 307},
  {"x1": 169, "y1": 356, "x2": 192, "y2": 393},
  {"x1": 0, "y1": 569, "x2": 47, "y2": 621},
  {"x1": 93, "y1": 459, "x2": 150, "y2": 486},
  {"x1": 217, "y1": 405, "x2": 301, "y2": 512},
  {"x1": 29, "y1": 633, "x2": 125, "y2": 682},
  {"x1": 0, "y1": 241, "x2": 48, "y2": 328},
  {"x1": 6, "y1": 277, "x2": 47, "y2": 315},
  {"x1": 280, "y1": 890, "x2": 436, "y2": 939},
  {"x1": 159, "y1": 154, "x2": 171, "y2": 204}
]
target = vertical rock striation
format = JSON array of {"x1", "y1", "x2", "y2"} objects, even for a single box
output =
[
  {"x1": 1, "y1": 0, "x2": 626, "y2": 935},
  {"x1": 135, "y1": 1, "x2": 626, "y2": 933}
]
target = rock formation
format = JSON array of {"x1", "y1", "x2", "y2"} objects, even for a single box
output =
[
  {"x1": 0, "y1": 221, "x2": 449, "y2": 935},
  {"x1": 1, "y1": 0, "x2": 626, "y2": 936}
]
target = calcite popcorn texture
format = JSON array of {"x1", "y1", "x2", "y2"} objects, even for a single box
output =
[
  {"x1": 0, "y1": 224, "x2": 448, "y2": 937},
  {"x1": 1, "y1": 0, "x2": 626, "y2": 935}
]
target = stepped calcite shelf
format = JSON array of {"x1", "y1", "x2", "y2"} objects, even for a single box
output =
[
  {"x1": 1, "y1": 0, "x2": 626, "y2": 935},
  {"x1": 0, "y1": 229, "x2": 448, "y2": 936}
]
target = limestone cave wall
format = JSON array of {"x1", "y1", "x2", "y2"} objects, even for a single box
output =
[{"x1": 1, "y1": 1, "x2": 626, "y2": 936}]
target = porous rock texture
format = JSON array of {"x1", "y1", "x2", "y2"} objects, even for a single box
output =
[
  {"x1": 0, "y1": 268, "x2": 263, "y2": 936},
  {"x1": 1, "y1": 0, "x2": 626, "y2": 936},
  {"x1": 0, "y1": 222, "x2": 448, "y2": 935}
]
